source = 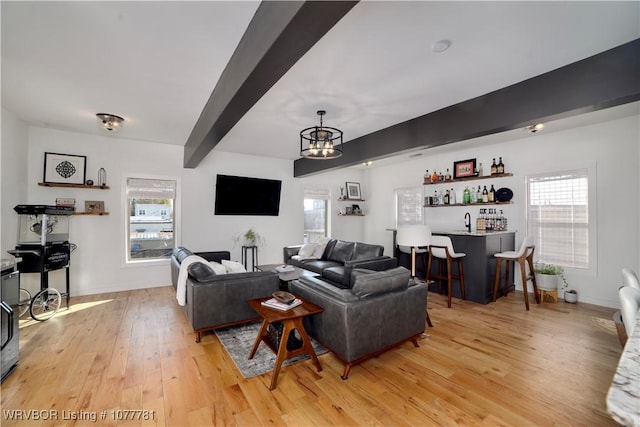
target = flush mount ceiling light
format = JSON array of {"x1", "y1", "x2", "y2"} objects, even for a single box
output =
[
  {"x1": 96, "y1": 113, "x2": 124, "y2": 132},
  {"x1": 524, "y1": 123, "x2": 545, "y2": 133},
  {"x1": 300, "y1": 110, "x2": 343, "y2": 159},
  {"x1": 432, "y1": 39, "x2": 452, "y2": 53}
]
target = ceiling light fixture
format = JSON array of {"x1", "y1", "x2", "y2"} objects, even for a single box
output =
[
  {"x1": 96, "y1": 113, "x2": 124, "y2": 132},
  {"x1": 300, "y1": 110, "x2": 343, "y2": 159},
  {"x1": 432, "y1": 39, "x2": 452, "y2": 53},
  {"x1": 524, "y1": 123, "x2": 545, "y2": 133}
]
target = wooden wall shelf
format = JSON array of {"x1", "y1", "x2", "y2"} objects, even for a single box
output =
[
  {"x1": 72, "y1": 212, "x2": 110, "y2": 216},
  {"x1": 38, "y1": 182, "x2": 110, "y2": 190},
  {"x1": 424, "y1": 201, "x2": 513, "y2": 208},
  {"x1": 423, "y1": 173, "x2": 513, "y2": 185}
]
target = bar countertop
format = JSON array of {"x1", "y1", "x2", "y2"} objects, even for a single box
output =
[
  {"x1": 432, "y1": 229, "x2": 516, "y2": 236},
  {"x1": 607, "y1": 313, "x2": 640, "y2": 427}
]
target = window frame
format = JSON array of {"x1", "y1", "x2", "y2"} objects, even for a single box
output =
[
  {"x1": 525, "y1": 167, "x2": 597, "y2": 273},
  {"x1": 303, "y1": 188, "x2": 330, "y2": 243},
  {"x1": 122, "y1": 175, "x2": 181, "y2": 266}
]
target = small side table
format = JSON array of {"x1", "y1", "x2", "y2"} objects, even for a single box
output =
[
  {"x1": 242, "y1": 245, "x2": 258, "y2": 271},
  {"x1": 247, "y1": 296, "x2": 324, "y2": 390}
]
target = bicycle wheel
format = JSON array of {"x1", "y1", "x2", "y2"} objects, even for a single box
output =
[
  {"x1": 18, "y1": 288, "x2": 32, "y2": 317},
  {"x1": 30, "y1": 288, "x2": 61, "y2": 321}
]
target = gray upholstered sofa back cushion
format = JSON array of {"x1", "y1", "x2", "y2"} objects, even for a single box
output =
[
  {"x1": 352, "y1": 242, "x2": 384, "y2": 260},
  {"x1": 351, "y1": 266, "x2": 410, "y2": 298},
  {"x1": 173, "y1": 247, "x2": 194, "y2": 263},
  {"x1": 326, "y1": 240, "x2": 355, "y2": 263}
]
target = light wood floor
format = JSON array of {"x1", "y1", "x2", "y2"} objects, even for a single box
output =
[{"x1": 1, "y1": 285, "x2": 622, "y2": 426}]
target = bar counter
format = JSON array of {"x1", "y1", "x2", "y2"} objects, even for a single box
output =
[{"x1": 607, "y1": 312, "x2": 640, "y2": 426}]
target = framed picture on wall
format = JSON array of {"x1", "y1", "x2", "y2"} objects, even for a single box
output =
[
  {"x1": 43, "y1": 152, "x2": 87, "y2": 185},
  {"x1": 453, "y1": 158, "x2": 477, "y2": 179},
  {"x1": 85, "y1": 200, "x2": 105, "y2": 214},
  {"x1": 345, "y1": 182, "x2": 362, "y2": 200}
]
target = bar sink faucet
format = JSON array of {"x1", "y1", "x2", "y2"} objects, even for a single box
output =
[{"x1": 464, "y1": 212, "x2": 471, "y2": 233}]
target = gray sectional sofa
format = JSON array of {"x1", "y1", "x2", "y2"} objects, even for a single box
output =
[
  {"x1": 289, "y1": 266, "x2": 428, "y2": 379},
  {"x1": 170, "y1": 247, "x2": 279, "y2": 342},
  {"x1": 283, "y1": 239, "x2": 398, "y2": 287}
]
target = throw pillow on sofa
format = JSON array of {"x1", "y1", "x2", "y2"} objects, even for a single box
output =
[
  {"x1": 209, "y1": 261, "x2": 227, "y2": 275},
  {"x1": 222, "y1": 259, "x2": 247, "y2": 273},
  {"x1": 312, "y1": 237, "x2": 332, "y2": 258},
  {"x1": 293, "y1": 243, "x2": 319, "y2": 261}
]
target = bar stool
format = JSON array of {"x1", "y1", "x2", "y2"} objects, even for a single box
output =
[
  {"x1": 397, "y1": 226, "x2": 433, "y2": 327},
  {"x1": 427, "y1": 235, "x2": 466, "y2": 308},
  {"x1": 492, "y1": 236, "x2": 540, "y2": 310}
]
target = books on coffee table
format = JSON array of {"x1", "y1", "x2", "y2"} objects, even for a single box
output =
[
  {"x1": 261, "y1": 297, "x2": 303, "y2": 311},
  {"x1": 275, "y1": 265, "x2": 295, "y2": 273}
]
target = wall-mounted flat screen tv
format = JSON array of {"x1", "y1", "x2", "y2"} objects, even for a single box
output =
[{"x1": 214, "y1": 174, "x2": 282, "y2": 216}]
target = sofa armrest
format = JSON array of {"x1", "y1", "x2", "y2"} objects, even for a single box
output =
[
  {"x1": 343, "y1": 256, "x2": 398, "y2": 286},
  {"x1": 283, "y1": 245, "x2": 303, "y2": 263},
  {"x1": 185, "y1": 271, "x2": 279, "y2": 331}
]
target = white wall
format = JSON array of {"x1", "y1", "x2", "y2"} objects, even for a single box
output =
[
  {"x1": 364, "y1": 113, "x2": 640, "y2": 308},
  {"x1": 23, "y1": 127, "x2": 307, "y2": 296},
  {"x1": 1, "y1": 108, "x2": 29, "y2": 257}
]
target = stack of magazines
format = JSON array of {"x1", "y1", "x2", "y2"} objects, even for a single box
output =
[
  {"x1": 261, "y1": 297, "x2": 303, "y2": 311},
  {"x1": 275, "y1": 265, "x2": 295, "y2": 273}
]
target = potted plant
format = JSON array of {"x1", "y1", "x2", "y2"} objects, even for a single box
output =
[
  {"x1": 564, "y1": 289, "x2": 578, "y2": 304},
  {"x1": 533, "y1": 262, "x2": 568, "y2": 292},
  {"x1": 233, "y1": 228, "x2": 265, "y2": 247}
]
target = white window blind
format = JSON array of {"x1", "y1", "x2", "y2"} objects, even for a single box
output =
[
  {"x1": 127, "y1": 178, "x2": 176, "y2": 199},
  {"x1": 526, "y1": 169, "x2": 589, "y2": 268},
  {"x1": 396, "y1": 186, "x2": 423, "y2": 227}
]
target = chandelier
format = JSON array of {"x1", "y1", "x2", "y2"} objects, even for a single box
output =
[
  {"x1": 96, "y1": 113, "x2": 124, "y2": 132},
  {"x1": 300, "y1": 110, "x2": 343, "y2": 159}
]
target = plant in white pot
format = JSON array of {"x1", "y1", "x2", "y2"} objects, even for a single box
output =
[{"x1": 534, "y1": 262, "x2": 569, "y2": 293}]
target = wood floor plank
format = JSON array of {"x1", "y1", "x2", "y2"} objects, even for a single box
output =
[{"x1": 1, "y1": 285, "x2": 623, "y2": 426}]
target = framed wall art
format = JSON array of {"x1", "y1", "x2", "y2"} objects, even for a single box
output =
[
  {"x1": 345, "y1": 182, "x2": 362, "y2": 200},
  {"x1": 453, "y1": 158, "x2": 477, "y2": 179},
  {"x1": 84, "y1": 200, "x2": 105, "y2": 214},
  {"x1": 43, "y1": 152, "x2": 87, "y2": 185}
]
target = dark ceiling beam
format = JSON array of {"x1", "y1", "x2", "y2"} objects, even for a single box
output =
[
  {"x1": 183, "y1": 0, "x2": 359, "y2": 168},
  {"x1": 294, "y1": 38, "x2": 640, "y2": 177}
]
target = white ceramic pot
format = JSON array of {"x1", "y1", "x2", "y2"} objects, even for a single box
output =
[
  {"x1": 536, "y1": 273, "x2": 558, "y2": 291},
  {"x1": 564, "y1": 291, "x2": 578, "y2": 303}
]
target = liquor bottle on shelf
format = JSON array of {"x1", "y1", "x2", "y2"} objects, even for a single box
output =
[
  {"x1": 432, "y1": 170, "x2": 439, "y2": 183},
  {"x1": 450, "y1": 188, "x2": 456, "y2": 204},
  {"x1": 475, "y1": 186, "x2": 482, "y2": 202},
  {"x1": 488, "y1": 184, "x2": 496, "y2": 202},
  {"x1": 424, "y1": 170, "x2": 431, "y2": 184},
  {"x1": 438, "y1": 190, "x2": 444, "y2": 205},
  {"x1": 463, "y1": 187, "x2": 471, "y2": 204},
  {"x1": 433, "y1": 190, "x2": 439, "y2": 205},
  {"x1": 445, "y1": 168, "x2": 452, "y2": 181},
  {"x1": 439, "y1": 171, "x2": 444, "y2": 182},
  {"x1": 482, "y1": 185, "x2": 489, "y2": 203},
  {"x1": 478, "y1": 162, "x2": 484, "y2": 176},
  {"x1": 444, "y1": 190, "x2": 450, "y2": 205},
  {"x1": 491, "y1": 158, "x2": 497, "y2": 175},
  {"x1": 497, "y1": 157, "x2": 504, "y2": 174},
  {"x1": 470, "y1": 189, "x2": 476, "y2": 203}
]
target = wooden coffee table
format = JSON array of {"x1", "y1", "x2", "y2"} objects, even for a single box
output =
[{"x1": 247, "y1": 296, "x2": 324, "y2": 390}]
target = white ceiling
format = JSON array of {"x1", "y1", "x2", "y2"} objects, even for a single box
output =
[{"x1": 2, "y1": 1, "x2": 639, "y2": 165}]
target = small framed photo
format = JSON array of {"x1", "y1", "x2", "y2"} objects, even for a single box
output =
[
  {"x1": 44, "y1": 152, "x2": 87, "y2": 185},
  {"x1": 85, "y1": 200, "x2": 105, "y2": 214},
  {"x1": 345, "y1": 182, "x2": 362, "y2": 200},
  {"x1": 453, "y1": 159, "x2": 477, "y2": 179}
]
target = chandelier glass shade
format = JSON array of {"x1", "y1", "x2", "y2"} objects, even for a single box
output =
[
  {"x1": 96, "y1": 113, "x2": 124, "y2": 132},
  {"x1": 300, "y1": 110, "x2": 343, "y2": 159}
]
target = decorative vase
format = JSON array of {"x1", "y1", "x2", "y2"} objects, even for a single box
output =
[{"x1": 564, "y1": 291, "x2": 578, "y2": 303}]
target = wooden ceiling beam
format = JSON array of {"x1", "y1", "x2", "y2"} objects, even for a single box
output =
[
  {"x1": 294, "y1": 38, "x2": 640, "y2": 177},
  {"x1": 183, "y1": 1, "x2": 358, "y2": 168}
]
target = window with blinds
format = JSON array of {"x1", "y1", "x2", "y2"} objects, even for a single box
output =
[
  {"x1": 396, "y1": 186, "x2": 423, "y2": 227},
  {"x1": 126, "y1": 178, "x2": 177, "y2": 262},
  {"x1": 304, "y1": 188, "x2": 329, "y2": 243},
  {"x1": 526, "y1": 169, "x2": 589, "y2": 269}
]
